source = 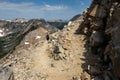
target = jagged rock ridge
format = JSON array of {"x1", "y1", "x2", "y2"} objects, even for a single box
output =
[{"x1": 76, "y1": 0, "x2": 120, "y2": 79}]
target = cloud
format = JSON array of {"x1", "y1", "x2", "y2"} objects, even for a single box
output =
[
  {"x1": 0, "y1": 2, "x2": 68, "y2": 12},
  {"x1": 42, "y1": 4, "x2": 68, "y2": 11},
  {"x1": 0, "y1": 2, "x2": 77, "y2": 20},
  {"x1": 0, "y1": 2, "x2": 33, "y2": 12}
]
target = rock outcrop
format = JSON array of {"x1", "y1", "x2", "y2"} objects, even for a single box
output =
[
  {"x1": 76, "y1": 0, "x2": 120, "y2": 79},
  {"x1": 0, "y1": 65, "x2": 14, "y2": 80}
]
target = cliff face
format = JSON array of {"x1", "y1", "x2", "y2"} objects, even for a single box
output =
[{"x1": 76, "y1": 0, "x2": 120, "y2": 79}]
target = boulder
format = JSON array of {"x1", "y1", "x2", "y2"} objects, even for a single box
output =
[
  {"x1": 90, "y1": 5, "x2": 107, "y2": 18},
  {"x1": 53, "y1": 43, "x2": 65, "y2": 60},
  {"x1": 0, "y1": 66, "x2": 14, "y2": 80},
  {"x1": 90, "y1": 31, "x2": 105, "y2": 47},
  {"x1": 88, "y1": 65, "x2": 102, "y2": 75},
  {"x1": 90, "y1": 18, "x2": 104, "y2": 30}
]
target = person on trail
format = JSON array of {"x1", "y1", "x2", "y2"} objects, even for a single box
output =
[{"x1": 46, "y1": 33, "x2": 49, "y2": 41}]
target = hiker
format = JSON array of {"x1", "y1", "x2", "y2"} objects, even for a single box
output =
[{"x1": 46, "y1": 33, "x2": 49, "y2": 41}]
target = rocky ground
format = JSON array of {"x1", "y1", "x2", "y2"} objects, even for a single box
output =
[
  {"x1": 0, "y1": 0, "x2": 120, "y2": 80},
  {"x1": 0, "y1": 16, "x2": 88, "y2": 80}
]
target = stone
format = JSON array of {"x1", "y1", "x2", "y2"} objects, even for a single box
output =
[
  {"x1": 98, "y1": 6, "x2": 107, "y2": 18},
  {"x1": 53, "y1": 43, "x2": 65, "y2": 60},
  {"x1": 90, "y1": 5, "x2": 99, "y2": 17},
  {"x1": 24, "y1": 41, "x2": 30, "y2": 45},
  {"x1": 75, "y1": 20, "x2": 90, "y2": 34},
  {"x1": 103, "y1": 71, "x2": 115, "y2": 80},
  {"x1": 35, "y1": 36, "x2": 41, "y2": 39},
  {"x1": 93, "y1": 76, "x2": 103, "y2": 80},
  {"x1": 0, "y1": 66, "x2": 14, "y2": 80},
  {"x1": 88, "y1": 65, "x2": 102, "y2": 75},
  {"x1": 53, "y1": 44, "x2": 64, "y2": 54},
  {"x1": 103, "y1": 44, "x2": 112, "y2": 63},
  {"x1": 68, "y1": 21, "x2": 72, "y2": 26},
  {"x1": 90, "y1": 31, "x2": 105, "y2": 47},
  {"x1": 72, "y1": 76, "x2": 79, "y2": 80},
  {"x1": 80, "y1": 72, "x2": 91, "y2": 80},
  {"x1": 90, "y1": 18, "x2": 104, "y2": 30},
  {"x1": 67, "y1": 27, "x2": 71, "y2": 31},
  {"x1": 90, "y1": 5, "x2": 107, "y2": 18}
]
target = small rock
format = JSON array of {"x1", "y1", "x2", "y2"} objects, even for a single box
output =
[
  {"x1": 54, "y1": 44, "x2": 64, "y2": 54},
  {"x1": 35, "y1": 36, "x2": 41, "y2": 39},
  {"x1": 72, "y1": 76, "x2": 78, "y2": 80},
  {"x1": 68, "y1": 21, "x2": 72, "y2": 26},
  {"x1": 91, "y1": 18, "x2": 104, "y2": 30},
  {"x1": 67, "y1": 27, "x2": 71, "y2": 31},
  {"x1": 88, "y1": 65, "x2": 102, "y2": 75},
  {"x1": 80, "y1": 72, "x2": 91, "y2": 80},
  {"x1": 24, "y1": 41, "x2": 29, "y2": 45}
]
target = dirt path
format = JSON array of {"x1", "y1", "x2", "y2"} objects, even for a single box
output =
[
  {"x1": 31, "y1": 41, "x2": 51, "y2": 74},
  {"x1": 29, "y1": 36, "x2": 86, "y2": 80},
  {"x1": 24, "y1": 20, "x2": 87, "y2": 80},
  {"x1": 1, "y1": 18, "x2": 89, "y2": 80},
  {"x1": 32, "y1": 23, "x2": 84, "y2": 80}
]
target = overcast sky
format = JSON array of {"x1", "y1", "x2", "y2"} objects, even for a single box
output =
[{"x1": 0, "y1": 0, "x2": 91, "y2": 20}]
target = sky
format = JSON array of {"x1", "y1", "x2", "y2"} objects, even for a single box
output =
[{"x1": 0, "y1": 0, "x2": 91, "y2": 21}]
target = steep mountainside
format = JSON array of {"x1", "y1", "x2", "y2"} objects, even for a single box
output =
[
  {"x1": 76, "y1": 0, "x2": 120, "y2": 79},
  {"x1": 0, "y1": 19, "x2": 58, "y2": 57}
]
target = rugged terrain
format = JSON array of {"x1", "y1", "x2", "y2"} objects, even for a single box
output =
[
  {"x1": 0, "y1": 15, "x2": 87, "y2": 80},
  {"x1": 0, "y1": 0, "x2": 120, "y2": 80}
]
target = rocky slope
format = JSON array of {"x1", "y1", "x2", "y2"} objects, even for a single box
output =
[
  {"x1": 76, "y1": 0, "x2": 120, "y2": 79},
  {"x1": 0, "y1": 19, "x2": 58, "y2": 57},
  {"x1": 0, "y1": 0, "x2": 120, "y2": 80},
  {"x1": 0, "y1": 14, "x2": 88, "y2": 80}
]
